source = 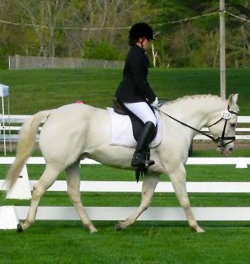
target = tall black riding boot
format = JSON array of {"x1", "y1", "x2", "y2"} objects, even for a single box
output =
[{"x1": 131, "y1": 121, "x2": 156, "y2": 167}]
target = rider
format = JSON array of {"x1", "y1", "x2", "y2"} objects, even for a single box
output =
[{"x1": 115, "y1": 22, "x2": 158, "y2": 168}]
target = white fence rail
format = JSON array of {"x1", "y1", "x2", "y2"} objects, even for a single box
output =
[
  {"x1": 9, "y1": 55, "x2": 124, "y2": 70},
  {"x1": 0, "y1": 156, "x2": 250, "y2": 222},
  {"x1": 12, "y1": 207, "x2": 250, "y2": 221},
  {"x1": 1, "y1": 115, "x2": 250, "y2": 142},
  {"x1": 195, "y1": 116, "x2": 250, "y2": 140},
  {"x1": 2, "y1": 180, "x2": 250, "y2": 194},
  {"x1": 0, "y1": 115, "x2": 249, "y2": 224}
]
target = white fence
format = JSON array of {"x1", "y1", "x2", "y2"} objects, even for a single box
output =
[
  {"x1": 0, "y1": 115, "x2": 249, "y2": 223},
  {"x1": 0, "y1": 115, "x2": 250, "y2": 143},
  {"x1": 0, "y1": 156, "x2": 250, "y2": 222},
  {"x1": 8, "y1": 55, "x2": 124, "y2": 70}
]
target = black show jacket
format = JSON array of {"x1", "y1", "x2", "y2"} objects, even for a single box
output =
[{"x1": 115, "y1": 45, "x2": 156, "y2": 104}]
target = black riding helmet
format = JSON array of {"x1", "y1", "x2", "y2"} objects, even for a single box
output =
[{"x1": 129, "y1": 22, "x2": 154, "y2": 42}]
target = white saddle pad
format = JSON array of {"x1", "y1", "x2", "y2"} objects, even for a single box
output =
[{"x1": 107, "y1": 108, "x2": 162, "y2": 148}]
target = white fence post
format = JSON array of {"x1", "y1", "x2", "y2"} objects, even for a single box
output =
[
  {"x1": 0, "y1": 206, "x2": 19, "y2": 229},
  {"x1": 236, "y1": 157, "x2": 248, "y2": 168},
  {"x1": 6, "y1": 165, "x2": 31, "y2": 200}
]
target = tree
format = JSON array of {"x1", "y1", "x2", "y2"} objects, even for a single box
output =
[
  {"x1": 0, "y1": 0, "x2": 27, "y2": 68},
  {"x1": 16, "y1": 0, "x2": 66, "y2": 57},
  {"x1": 0, "y1": 0, "x2": 249, "y2": 67}
]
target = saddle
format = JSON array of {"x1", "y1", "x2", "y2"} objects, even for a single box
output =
[
  {"x1": 113, "y1": 99, "x2": 157, "y2": 142},
  {"x1": 111, "y1": 99, "x2": 161, "y2": 181}
]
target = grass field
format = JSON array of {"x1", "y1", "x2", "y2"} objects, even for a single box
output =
[
  {"x1": 0, "y1": 68, "x2": 249, "y2": 114},
  {"x1": 0, "y1": 68, "x2": 250, "y2": 263},
  {"x1": 1, "y1": 160, "x2": 250, "y2": 264}
]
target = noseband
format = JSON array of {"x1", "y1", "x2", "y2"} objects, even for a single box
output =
[{"x1": 158, "y1": 106, "x2": 238, "y2": 148}]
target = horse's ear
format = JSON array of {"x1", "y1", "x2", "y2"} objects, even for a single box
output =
[{"x1": 229, "y1": 93, "x2": 238, "y2": 106}]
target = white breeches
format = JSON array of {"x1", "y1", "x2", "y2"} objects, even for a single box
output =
[{"x1": 124, "y1": 102, "x2": 157, "y2": 126}]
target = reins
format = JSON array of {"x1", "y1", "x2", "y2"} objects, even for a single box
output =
[{"x1": 157, "y1": 106, "x2": 238, "y2": 147}]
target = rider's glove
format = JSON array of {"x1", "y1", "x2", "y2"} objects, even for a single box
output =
[{"x1": 151, "y1": 97, "x2": 159, "y2": 108}]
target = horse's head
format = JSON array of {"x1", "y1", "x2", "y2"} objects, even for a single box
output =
[{"x1": 207, "y1": 94, "x2": 239, "y2": 154}]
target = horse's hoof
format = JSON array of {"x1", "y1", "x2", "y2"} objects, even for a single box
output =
[
  {"x1": 115, "y1": 221, "x2": 124, "y2": 232},
  {"x1": 17, "y1": 223, "x2": 23, "y2": 233},
  {"x1": 115, "y1": 225, "x2": 122, "y2": 232},
  {"x1": 196, "y1": 227, "x2": 205, "y2": 233},
  {"x1": 90, "y1": 228, "x2": 98, "y2": 234}
]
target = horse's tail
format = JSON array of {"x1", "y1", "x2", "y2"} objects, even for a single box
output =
[{"x1": 6, "y1": 110, "x2": 51, "y2": 190}]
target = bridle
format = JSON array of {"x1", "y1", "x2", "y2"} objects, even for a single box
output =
[
  {"x1": 157, "y1": 105, "x2": 238, "y2": 148},
  {"x1": 207, "y1": 106, "x2": 238, "y2": 147}
]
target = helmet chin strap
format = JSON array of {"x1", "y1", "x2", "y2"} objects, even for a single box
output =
[{"x1": 139, "y1": 38, "x2": 146, "y2": 49}]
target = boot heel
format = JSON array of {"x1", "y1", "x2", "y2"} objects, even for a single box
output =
[{"x1": 145, "y1": 160, "x2": 155, "y2": 167}]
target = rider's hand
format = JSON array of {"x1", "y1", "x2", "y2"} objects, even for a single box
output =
[{"x1": 151, "y1": 97, "x2": 159, "y2": 108}]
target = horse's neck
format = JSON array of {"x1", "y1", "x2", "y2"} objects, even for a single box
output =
[{"x1": 162, "y1": 96, "x2": 226, "y2": 130}]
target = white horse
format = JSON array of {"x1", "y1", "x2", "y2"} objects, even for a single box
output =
[{"x1": 6, "y1": 94, "x2": 239, "y2": 233}]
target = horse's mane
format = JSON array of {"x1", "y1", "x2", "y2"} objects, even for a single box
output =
[{"x1": 163, "y1": 94, "x2": 223, "y2": 106}]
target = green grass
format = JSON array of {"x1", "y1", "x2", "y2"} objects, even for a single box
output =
[
  {"x1": 1, "y1": 223, "x2": 250, "y2": 264},
  {"x1": 1, "y1": 222, "x2": 250, "y2": 264},
  {"x1": 0, "y1": 68, "x2": 249, "y2": 114},
  {"x1": 1, "y1": 156, "x2": 250, "y2": 264},
  {"x1": 0, "y1": 68, "x2": 250, "y2": 263}
]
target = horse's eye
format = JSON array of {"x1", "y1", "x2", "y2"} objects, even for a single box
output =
[{"x1": 230, "y1": 123, "x2": 236, "y2": 128}]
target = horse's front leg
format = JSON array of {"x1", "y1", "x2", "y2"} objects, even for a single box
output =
[
  {"x1": 116, "y1": 172, "x2": 160, "y2": 231},
  {"x1": 168, "y1": 164, "x2": 205, "y2": 233}
]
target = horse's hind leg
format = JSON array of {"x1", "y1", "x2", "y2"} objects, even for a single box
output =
[
  {"x1": 116, "y1": 172, "x2": 160, "y2": 231},
  {"x1": 65, "y1": 162, "x2": 97, "y2": 233},
  {"x1": 18, "y1": 164, "x2": 61, "y2": 232}
]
